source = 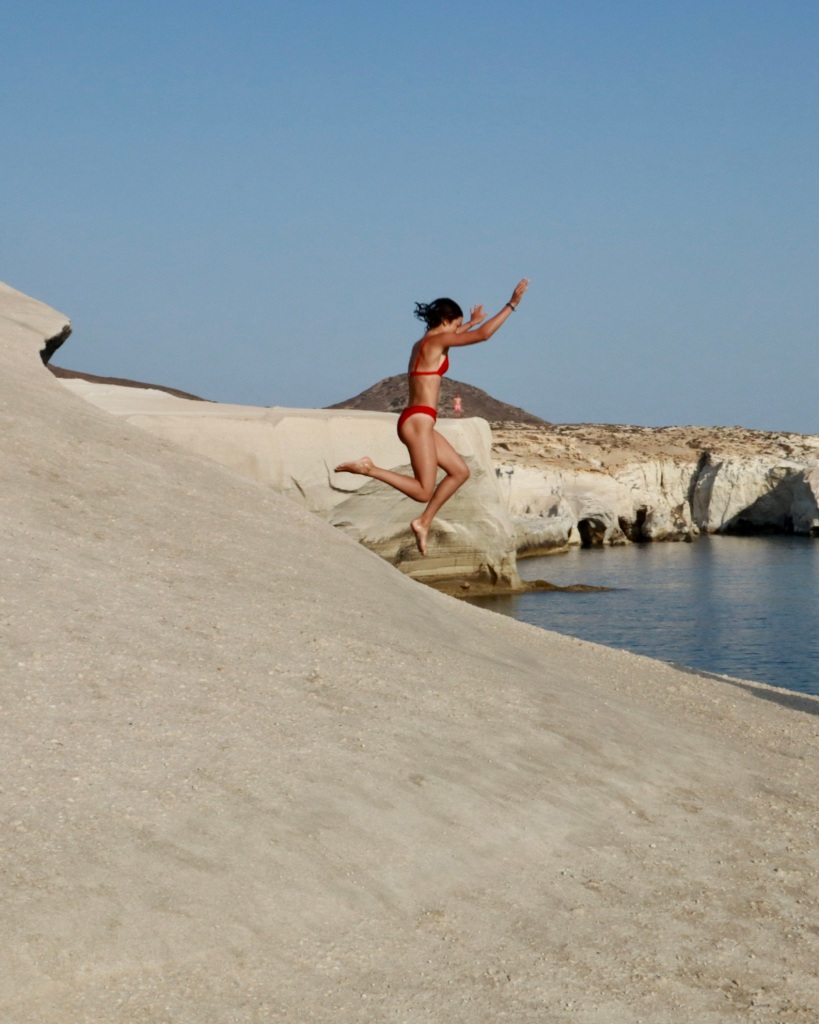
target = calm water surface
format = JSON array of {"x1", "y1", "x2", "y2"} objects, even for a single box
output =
[{"x1": 468, "y1": 536, "x2": 819, "y2": 695}]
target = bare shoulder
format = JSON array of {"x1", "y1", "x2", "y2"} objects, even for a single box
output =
[{"x1": 408, "y1": 336, "x2": 425, "y2": 361}]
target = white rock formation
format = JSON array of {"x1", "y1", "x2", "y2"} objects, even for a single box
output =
[
  {"x1": 58, "y1": 370, "x2": 819, "y2": 572},
  {"x1": 496, "y1": 458, "x2": 696, "y2": 553},
  {"x1": 492, "y1": 424, "x2": 819, "y2": 554},
  {"x1": 59, "y1": 378, "x2": 521, "y2": 585},
  {"x1": 329, "y1": 456, "x2": 520, "y2": 587},
  {"x1": 497, "y1": 466, "x2": 625, "y2": 552},
  {"x1": 794, "y1": 465, "x2": 819, "y2": 535},
  {"x1": 609, "y1": 457, "x2": 698, "y2": 541},
  {"x1": 692, "y1": 453, "x2": 819, "y2": 535}
]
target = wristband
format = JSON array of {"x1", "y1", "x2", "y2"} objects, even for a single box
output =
[{"x1": 506, "y1": 302, "x2": 516, "y2": 311}]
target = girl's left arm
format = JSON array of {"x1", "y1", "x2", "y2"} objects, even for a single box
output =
[{"x1": 454, "y1": 305, "x2": 486, "y2": 334}]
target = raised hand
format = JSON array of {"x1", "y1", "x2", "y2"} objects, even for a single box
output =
[
  {"x1": 510, "y1": 279, "x2": 529, "y2": 306},
  {"x1": 469, "y1": 304, "x2": 486, "y2": 324}
]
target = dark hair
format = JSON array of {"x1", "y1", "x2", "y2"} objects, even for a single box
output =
[{"x1": 413, "y1": 297, "x2": 463, "y2": 329}]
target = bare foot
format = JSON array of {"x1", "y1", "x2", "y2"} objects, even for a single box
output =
[
  {"x1": 334, "y1": 457, "x2": 374, "y2": 475},
  {"x1": 411, "y1": 518, "x2": 429, "y2": 556}
]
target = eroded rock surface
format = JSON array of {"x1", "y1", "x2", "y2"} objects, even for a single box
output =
[
  {"x1": 58, "y1": 378, "x2": 521, "y2": 587},
  {"x1": 493, "y1": 422, "x2": 819, "y2": 554},
  {"x1": 59, "y1": 366, "x2": 819, "y2": 581},
  {"x1": 328, "y1": 455, "x2": 520, "y2": 588}
]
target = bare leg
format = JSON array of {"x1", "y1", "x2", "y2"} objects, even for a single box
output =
[
  {"x1": 410, "y1": 431, "x2": 470, "y2": 553},
  {"x1": 335, "y1": 416, "x2": 469, "y2": 555},
  {"x1": 334, "y1": 415, "x2": 438, "y2": 503}
]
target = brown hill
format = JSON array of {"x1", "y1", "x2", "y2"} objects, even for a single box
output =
[{"x1": 327, "y1": 374, "x2": 548, "y2": 424}]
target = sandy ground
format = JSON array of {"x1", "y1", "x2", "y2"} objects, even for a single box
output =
[{"x1": 3, "y1": 286, "x2": 819, "y2": 1023}]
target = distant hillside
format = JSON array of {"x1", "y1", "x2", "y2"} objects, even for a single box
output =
[{"x1": 327, "y1": 374, "x2": 548, "y2": 425}]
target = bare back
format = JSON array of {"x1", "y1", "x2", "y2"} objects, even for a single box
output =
[{"x1": 407, "y1": 334, "x2": 448, "y2": 410}]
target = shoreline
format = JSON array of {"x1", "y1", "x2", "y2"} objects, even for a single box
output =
[
  {"x1": 505, "y1": 533, "x2": 819, "y2": 697},
  {"x1": 430, "y1": 576, "x2": 611, "y2": 598}
]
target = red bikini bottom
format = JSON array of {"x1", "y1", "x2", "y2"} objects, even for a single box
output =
[{"x1": 397, "y1": 405, "x2": 437, "y2": 434}]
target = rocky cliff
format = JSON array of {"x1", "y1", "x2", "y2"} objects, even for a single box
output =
[
  {"x1": 59, "y1": 369, "x2": 819, "y2": 580},
  {"x1": 57, "y1": 377, "x2": 521, "y2": 588},
  {"x1": 493, "y1": 423, "x2": 819, "y2": 555}
]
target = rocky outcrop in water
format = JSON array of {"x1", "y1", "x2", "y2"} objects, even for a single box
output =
[
  {"x1": 494, "y1": 423, "x2": 819, "y2": 554},
  {"x1": 692, "y1": 454, "x2": 819, "y2": 535}
]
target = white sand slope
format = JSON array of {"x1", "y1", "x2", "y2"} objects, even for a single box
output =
[{"x1": 3, "y1": 280, "x2": 819, "y2": 1023}]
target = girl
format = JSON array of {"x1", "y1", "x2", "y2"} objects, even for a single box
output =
[{"x1": 335, "y1": 278, "x2": 529, "y2": 554}]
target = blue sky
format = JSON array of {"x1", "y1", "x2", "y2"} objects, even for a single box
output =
[{"x1": 3, "y1": 0, "x2": 818, "y2": 431}]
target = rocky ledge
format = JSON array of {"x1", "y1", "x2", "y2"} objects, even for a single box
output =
[
  {"x1": 54, "y1": 358, "x2": 819, "y2": 587},
  {"x1": 492, "y1": 422, "x2": 819, "y2": 555}
]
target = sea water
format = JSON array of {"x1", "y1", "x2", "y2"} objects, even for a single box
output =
[{"x1": 466, "y1": 535, "x2": 819, "y2": 696}]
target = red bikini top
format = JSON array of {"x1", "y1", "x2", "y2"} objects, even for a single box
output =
[{"x1": 409, "y1": 338, "x2": 449, "y2": 378}]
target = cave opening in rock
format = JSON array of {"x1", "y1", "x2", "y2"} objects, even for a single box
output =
[
  {"x1": 577, "y1": 517, "x2": 606, "y2": 548},
  {"x1": 619, "y1": 507, "x2": 647, "y2": 542}
]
